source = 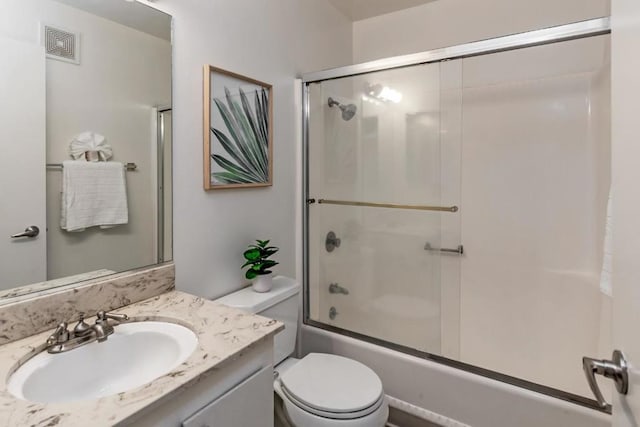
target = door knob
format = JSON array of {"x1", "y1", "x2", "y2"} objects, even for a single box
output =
[
  {"x1": 11, "y1": 226, "x2": 40, "y2": 239},
  {"x1": 582, "y1": 349, "x2": 628, "y2": 409}
]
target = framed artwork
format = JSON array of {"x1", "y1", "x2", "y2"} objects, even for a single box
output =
[{"x1": 203, "y1": 65, "x2": 273, "y2": 190}]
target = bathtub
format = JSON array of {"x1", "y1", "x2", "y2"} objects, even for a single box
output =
[{"x1": 301, "y1": 325, "x2": 610, "y2": 427}]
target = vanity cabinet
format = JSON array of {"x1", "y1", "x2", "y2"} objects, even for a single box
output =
[
  {"x1": 125, "y1": 338, "x2": 274, "y2": 427},
  {"x1": 182, "y1": 365, "x2": 273, "y2": 427}
]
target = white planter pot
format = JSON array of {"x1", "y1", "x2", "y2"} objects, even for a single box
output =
[{"x1": 252, "y1": 274, "x2": 273, "y2": 293}]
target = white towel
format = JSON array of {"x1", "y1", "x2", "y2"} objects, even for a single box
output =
[
  {"x1": 60, "y1": 160, "x2": 128, "y2": 232},
  {"x1": 599, "y1": 189, "x2": 613, "y2": 297},
  {"x1": 69, "y1": 132, "x2": 113, "y2": 162}
]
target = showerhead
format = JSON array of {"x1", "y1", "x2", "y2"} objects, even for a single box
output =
[
  {"x1": 340, "y1": 104, "x2": 357, "y2": 121},
  {"x1": 328, "y1": 97, "x2": 357, "y2": 121}
]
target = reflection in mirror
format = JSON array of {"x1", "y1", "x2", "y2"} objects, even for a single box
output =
[{"x1": 0, "y1": 0, "x2": 172, "y2": 302}]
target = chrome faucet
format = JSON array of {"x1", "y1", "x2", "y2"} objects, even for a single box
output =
[
  {"x1": 45, "y1": 310, "x2": 129, "y2": 353},
  {"x1": 93, "y1": 310, "x2": 129, "y2": 342}
]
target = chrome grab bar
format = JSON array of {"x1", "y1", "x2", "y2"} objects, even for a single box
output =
[
  {"x1": 312, "y1": 198, "x2": 458, "y2": 213},
  {"x1": 424, "y1": 242, "x2": 464, "y2": 255}
]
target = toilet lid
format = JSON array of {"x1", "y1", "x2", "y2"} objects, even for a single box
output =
[{"x1": 280, "y1": 353, "x2": 384, "y2": 414}]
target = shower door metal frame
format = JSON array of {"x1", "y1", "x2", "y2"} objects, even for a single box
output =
[
  {"x1": 156, "y1": 107, "x2": 172, "y2": 264},
  {"x1": 301, "y1": 17, "x2": 611, "y2": 413},
  {"x1": 302, "y1": 17, "x2": 610, "y2": 83}
]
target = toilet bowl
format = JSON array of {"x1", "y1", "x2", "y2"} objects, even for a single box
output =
[
  {"x1": 274, "y1": 354, "x2": 388, "y2": 427},
  {"x1": 215, "y1": 276, "x2": 389, "y2": 427}
]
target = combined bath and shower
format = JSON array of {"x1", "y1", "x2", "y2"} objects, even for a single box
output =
[{"x1": 328, "y1": 97, "x2": 357, "y2": 121}]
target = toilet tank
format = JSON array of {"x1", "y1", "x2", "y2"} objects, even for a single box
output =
[{"x1": 215, "y1": 276, "x2": 300, "y2": 365}]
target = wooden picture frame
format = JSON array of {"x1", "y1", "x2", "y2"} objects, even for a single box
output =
[{"x1": 203, "y1": 65, "x2": 273, "y2": 190}]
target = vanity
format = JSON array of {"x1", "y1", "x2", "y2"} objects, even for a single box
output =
[{"x1": 0, "y1": 265, "x2": 282, "y2": 426}]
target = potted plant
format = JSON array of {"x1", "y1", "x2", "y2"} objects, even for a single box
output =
[{"x1": 242, "y1": 239, "x2": 279, "y2": 292}]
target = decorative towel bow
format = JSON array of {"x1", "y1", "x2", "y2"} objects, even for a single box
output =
[{"x1": 69, "y1": 131, "x2": 113, "y2": 162}]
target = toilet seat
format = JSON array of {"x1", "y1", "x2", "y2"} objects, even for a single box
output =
[
  {"x1": 281, "y1": 386, "x2": 385, "y2": 419},
  {"x1": 277, "y1": 353, "x2": 386, "y2": 420}
]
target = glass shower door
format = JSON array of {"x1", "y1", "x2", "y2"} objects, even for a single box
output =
[
  {"x1": 306, "y1": 61, "x2": 461, "y2": 355},
  {"x1": 303, "y1": 20, "x2": 612, "y2": 411}
]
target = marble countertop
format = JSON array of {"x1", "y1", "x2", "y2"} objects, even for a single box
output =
[{"x1": 0, "y1": 290, "x2": 283, "y2": 426}]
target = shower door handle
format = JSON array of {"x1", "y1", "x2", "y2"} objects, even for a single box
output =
[{"x1": 582, "y1": 349, "x2": 628, "y2": 409}]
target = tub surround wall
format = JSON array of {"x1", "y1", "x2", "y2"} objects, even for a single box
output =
[
  {"x1": 0, "y1": 290, "x2": 282, "y2": 426},
  {"x1": 458, "y1": 35, "x2": 610, "y2": 397},
  {"x1": 0, "y1": 263, "x2": 175, "y2": 345}
]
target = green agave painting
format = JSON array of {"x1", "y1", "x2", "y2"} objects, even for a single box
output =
[
  {"x1": 211, "y1": 87, "x2": 269, "y2": 184},
  {"x1": 204, "y1": 65, "x2": 273, "y2": 190}
]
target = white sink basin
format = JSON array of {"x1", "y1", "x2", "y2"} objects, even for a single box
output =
[{"x1": 7, "y1": 321, "x2": 198, "y2": 403}]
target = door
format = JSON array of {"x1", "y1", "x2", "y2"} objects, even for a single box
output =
[
  {"x1": 0, "y1": 36, "x2": 47, "y2": 289},
  {"x1": 305, "y1": 62, "x2": 449, "y2": 354}
]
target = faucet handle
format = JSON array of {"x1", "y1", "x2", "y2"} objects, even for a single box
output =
[
  {"x1": 329, "y1": 283, "x2": 349, "y2": 295},
  {"x1": 96, "y1": 310, "x2": 129, "y2": 323},
  {"x1": 46, "y1": 322, "x2": 70, "y2": 345}
]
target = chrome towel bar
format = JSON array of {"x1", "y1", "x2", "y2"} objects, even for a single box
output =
[
  {"x1": 46, "y1": 162, "x2": 138, "y2": 171},
  {"x1": 424, "y1": 242, "x2": 464, "y2": 255}
]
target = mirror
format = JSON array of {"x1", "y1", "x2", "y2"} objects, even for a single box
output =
[{"x1": 0, "y1": 0, "x2": 172, "y2": 302}]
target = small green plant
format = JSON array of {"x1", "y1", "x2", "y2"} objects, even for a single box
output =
[{"x1": 242, "y1": 239, "x2": 279, "y2": 280}]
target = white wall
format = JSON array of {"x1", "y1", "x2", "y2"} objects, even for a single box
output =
[
  {"x1": 0, "y1": 0, "x2": 171, "y2": 280},
  {"x1": 353, "y1": 0, "x2": 610, "y2": 63},
  {"x1": 144, "y1": 0, "x2": 352, "y2": 298}
]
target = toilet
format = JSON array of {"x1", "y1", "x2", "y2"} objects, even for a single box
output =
[{"x1": 216, "y1": 276, "x2": 389, "y2": 427}]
